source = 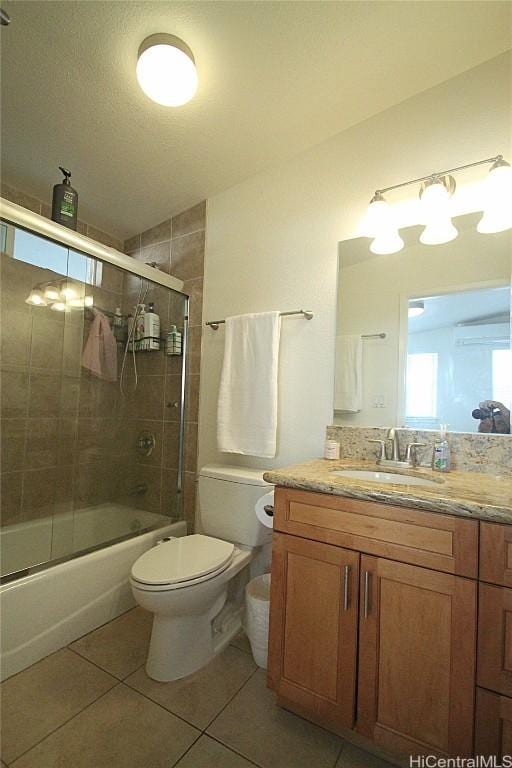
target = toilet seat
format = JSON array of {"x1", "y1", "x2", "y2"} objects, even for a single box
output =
[{"x1": 131, "y1": 534, "x2": 235, "y2": 591}]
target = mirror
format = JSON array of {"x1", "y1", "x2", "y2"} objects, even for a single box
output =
[{"x1": 334, "y1": 212, "x2": 511, "y2": 434}]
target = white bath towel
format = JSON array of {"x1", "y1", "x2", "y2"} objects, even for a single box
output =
[
  {"x1": 217, "y1": 311, "x2": 282, "y2": 458},
  {"x1": 334, "y1": 334, "x2": 363, "y2": 412}
]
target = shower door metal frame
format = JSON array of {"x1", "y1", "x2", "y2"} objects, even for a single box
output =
[{"x1": 0, "y1": 199, "x2": 191, "y2": 581}]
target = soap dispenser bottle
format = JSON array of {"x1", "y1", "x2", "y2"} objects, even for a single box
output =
[
  {"x1": 52, "y1": 167, "x2": 78, "y2": 230},
  {"x1": 432, "y1": 424, "x2": 451, "y2": 472}
]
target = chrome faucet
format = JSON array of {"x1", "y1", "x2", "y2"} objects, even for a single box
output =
[{"x1": 369, "y1": 428, "x2": 426, "y2": 468}]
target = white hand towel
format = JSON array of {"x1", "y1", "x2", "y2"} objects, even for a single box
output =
[
  {"x1": 334, "y1": 334, "x2": 363, "y2": 412},
  {"x1": 217, "y1": 311, "x2": 281, "y2": 458}
]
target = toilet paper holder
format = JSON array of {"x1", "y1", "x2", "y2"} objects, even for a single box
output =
[{"x1": 263, "y1": 504, "x2": 274, "y2": 517}]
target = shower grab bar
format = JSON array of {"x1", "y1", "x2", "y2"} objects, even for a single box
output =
[{"x1": 205, "y1": 309, "x2": 313, "y2": 330}]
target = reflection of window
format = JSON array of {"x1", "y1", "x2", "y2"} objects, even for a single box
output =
[
  {"x1": 492, "y1": 349, "x2": 512, "y2": 409},
  {"x1": 12, "y1": 228, "x2": 98, "y2": 285},
  {"x1": 406, "y1": 353, "x2": 438, "y2": 417}
]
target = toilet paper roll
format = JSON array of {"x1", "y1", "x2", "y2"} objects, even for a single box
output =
[{"x1": 255, "y1": 491, "x2": 274, "y2": 528}]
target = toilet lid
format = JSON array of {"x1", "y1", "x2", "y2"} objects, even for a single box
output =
[{"x1": 131, "y1": 534, "x2": 235, "y2": 586}]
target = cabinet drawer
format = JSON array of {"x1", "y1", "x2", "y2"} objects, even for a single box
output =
[
  {"x1": 274, "y1": 488, "x2": 478, "y2": 577},
  {"x1": 480, "y1": 522, "x2": 512, "y2": 587},
  {"x1": 477, "y1": 583, "x2": 512, "y2": 697},
  {"x1": 475, "y1": 688, "x2": 512, "y2": 759}
]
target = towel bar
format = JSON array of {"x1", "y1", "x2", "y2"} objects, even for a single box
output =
[{"x1": 206, "y1": 309, "x2": 313, "y2": 330}]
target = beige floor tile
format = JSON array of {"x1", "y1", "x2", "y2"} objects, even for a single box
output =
[
  {"x1": 174, "y1": 735, "x2": 256, "y2": 768},
  {"x1": 231, "y1": 630, "x2": 253, "y2": 655},
  {"x1": 69, "y1": 607, "x2": 152, "y2": 679},
  {"x1": 0, "y1": 648, "x2": 116, "y2": 764},
  {"x1": 126, "y1": 646, "x2": 256, "y2": 729},
  {"x1": 335, "y1": 743, "x2": 397, "y2": 768},
  {"x1": 11, "y1": 684, "x2": 199, "y2": 768},
  {"x1": 207, "y1": 669, "x2": 342, "y2": 768}
]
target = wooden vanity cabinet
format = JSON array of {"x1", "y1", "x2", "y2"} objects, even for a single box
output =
[
  {"x1": 475, "y1": 688, "x2": 512, "y2": 758},
  {"x1": 268, "y1": 533, "x2": 360, "y2": 731},
  {"x1": 357, "y1": 555, "x2": 476, "y2": 757},
  {"x1": 477, "y1": 582, "x2": 512, "y2": 696},
  {"x1": 268, "y1": 487, "x2": 480, "y2": 759}
]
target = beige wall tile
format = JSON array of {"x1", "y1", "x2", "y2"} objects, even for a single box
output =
[
  {"x1": 184, "y1": 421, "x2": 198, "y2": 473},
  {"x1": 1, "y1": 471, "x2": 23, "y2": 524},
  {"x1": 183, "y1": 277, "x2": 203, "y2": 327},
  {"x1": 0, "y1": 308, "x2": 32, "y2": 368},
  {"x1": 171, "y1": 201, "x2": 206, "y2": 239},
  {"x1": 24, "y1": 417, "x2": 58, "y2": 468},
  {"x1": 170, "y1": 230, "x2": 205, "y2": 281},
  {"x1": 161, "y1": 468, "x2": 179, "y2": 518},
  {"x1": 1, "y1": 418, "x2": 26, "y2": 472},
  {"x1": 187, "y1": 326, "x2": 202, "y2": 374},
  {"x1": 29, "y1": 316, "x2": 64, "y2": 370},
  {"x1": 1, "y1": 182, "x2": 41, "y2": 214},
  {"x1": 186, "y1": 374, "x2": 200, "y2": 422},
  {"x1": 121, "y1": 375, "x2": 165, "y2": 421},
  {"x1": 22, "y1": 467, "x2": 57, "y2": 519},
  {"x1": 85, "y1": 225, "x2": 123, "y2": 253},
  {"x1": 124, "y1": 233, "x2": 141, "y2": 253},
  {"x1": 141, "y1": 218, "x2": 171, "y2": 247},
  {"x1": 164, "y1": 375, "x2": 183, "y2": 421},
  {"x1": 28, "y1": 372, "x2": 62, "y2": 417},
  {"x1": 140, "y1": 241, "x2": 171, "y2": 274},
  {"x1": 1, "y1": 369, "x2": 29, "y2": 418},
  {"x1": 163, "y1": 420, "x2": 180, "y2": 469}
]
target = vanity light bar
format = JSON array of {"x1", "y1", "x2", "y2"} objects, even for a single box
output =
[
  {"x1": 373, "y1": 155, "x2": 503, "y2": 195},
  {"x1": 365, "y1": 154, "x2": 512, "y2": 253}
]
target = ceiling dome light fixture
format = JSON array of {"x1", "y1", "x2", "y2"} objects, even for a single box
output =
[
  {"x1": 136, "y1": 34, "x2": 198, "y2": 107},
  {"x1": 419, "y1": 175, "x2": 458, "y2": 246},
  {"x1": 364, "y1": 154, "x2": 510, "y2": 254},
  {"x1": 25, "y1": 288, "x2": 47, "y2": 306}
]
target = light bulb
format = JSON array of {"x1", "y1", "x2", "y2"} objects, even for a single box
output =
[
  {"x1": 60, "y1": 283, "x2": 78, "y2": 300},
  {"x1": 136, "y1": 34, "x2": 198, "y2": 107},
  {"x1": 477, "y1": 158, "x2": 512, "y2": 234},
  {"x1": 25, "y1": 289, "x2": 47, "y2": 306},
  {"x1": 363, "y1": 193, "x2": 393, "y2": 238},
  {"x1": 370, "y1": 231, "x2": 404, "y2": 255},
  {"x1": 84, "y1": 295, "x2": 94, "y2": 307},
  {"x1": 50, "y1": 301, "x2": 67, "y2": 312},
  {"x1": 419, "y1": 177, "x2": 458, "y2": 245},
  {"x1": 44, "y1": 285, "x2": 60, "y2": 301}
]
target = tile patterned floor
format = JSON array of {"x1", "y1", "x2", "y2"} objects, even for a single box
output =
[{"x1": 0, "y1": 608, "x2": 396, "y2": 768}]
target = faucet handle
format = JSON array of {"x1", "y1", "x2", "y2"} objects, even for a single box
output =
[
  {"x1": 405, "y1": 442, "x2": 427, "y2": 465},
  {"x1": 369, "y1": 439, "x2": 387, "y2": 462}
]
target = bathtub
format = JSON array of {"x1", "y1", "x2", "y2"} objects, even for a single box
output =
[{"x1": 0, "y1": 504, "x2": 186, "y2": 681}]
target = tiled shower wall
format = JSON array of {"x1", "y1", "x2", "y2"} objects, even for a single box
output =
[
  {"x1": 1, "y1": 183, "x2": 127, "y2": 528},
  {"x1": 124, "y1": 201, "x2": 205, "y2": 531},
  {"x1": 1, "y1": 184, "x2": 204, "y2": 532}
]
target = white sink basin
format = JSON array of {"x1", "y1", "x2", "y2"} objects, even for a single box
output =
[{"x1": 331, "y1": 470, "x2": 439, "y2": 487}]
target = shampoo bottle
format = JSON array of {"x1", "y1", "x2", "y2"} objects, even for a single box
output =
[
  {"x1": 166, "y1": 325, "x2": 182, "y2": 356},
  {"x1": 144, "y1": 302, "x2": 160, "y2": 351},
  {"x1": 136, "y1": 305, "x2": 146, "y2": 351},
  {"x1": 432, "y1": 424, "x2": 451, "y2": 472},
  {"x1": 52, "y1": 167, "x2": 78, "y2": 230}
]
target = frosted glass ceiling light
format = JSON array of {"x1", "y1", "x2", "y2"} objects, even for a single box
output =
[
  {"x1": 419, "y1": 176, "x2": 458, "y2": 245},
  {"x1": 50, "y1": 301, "x2": 67, "y2": 312},
  {"x1": 408, "y1": 300, "x2": 425, "y2": 318},
  {"x1": 25, "y1": 288, "x2": 47, "y2": 306},
  {"x1": 477, "y1": 157, "x2": 512, "y2": 234},
  {"x1": 60, "y1": 282, "x2": 78, "y2": 300},
  {"x1": 137, "y1": 34, "x2": 198, "y2": 107},
  {"x1": 370, "y1": 230, "x2": 404, "y2": 255}
]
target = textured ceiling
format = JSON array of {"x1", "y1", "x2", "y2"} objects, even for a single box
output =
[{"x1": 1, "y1": 1, "x2": 511, "y2": 239}]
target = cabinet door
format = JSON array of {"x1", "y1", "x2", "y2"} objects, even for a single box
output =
[
  {"x1": 268, "y1": 532, "x2": 359, "y2": 731},
  {"x1": 475, "y1": 688, "x2": 512, "y2": 758},
  {"x1": 478, "y1": 583, "x2": 512, "y2": 696},
  {"x1": 357, "y1": 555, "x2": 476, "y2": 757}
]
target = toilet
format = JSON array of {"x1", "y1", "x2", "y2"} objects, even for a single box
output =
[{"x1": 130, "y1": 464, "x2": 272, "y2": 682}]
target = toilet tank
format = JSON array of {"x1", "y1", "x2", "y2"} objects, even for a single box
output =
[{"x1": 198, "y1": 465, "x2": 273, "y2": 547}]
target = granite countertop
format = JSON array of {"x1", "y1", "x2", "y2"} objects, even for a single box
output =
[{"x1": 263, "y1": 459, "x2": 512, "y2": 524}]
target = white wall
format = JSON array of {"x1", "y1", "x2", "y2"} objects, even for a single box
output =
[{"x1": 199, "y1": 52, "x2": 512, "y2": 472}]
